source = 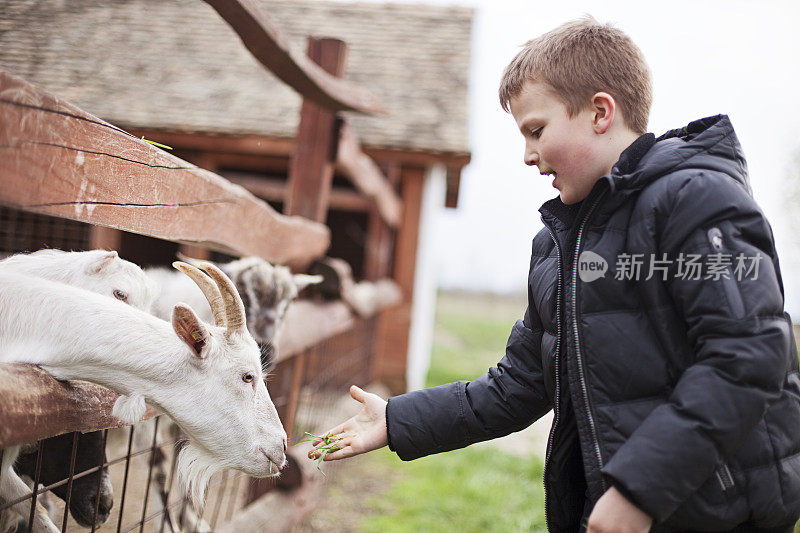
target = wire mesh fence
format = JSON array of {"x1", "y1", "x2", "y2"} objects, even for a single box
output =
[{"x1": 0, "y1": 206, "x2": 91, "y2": 256}]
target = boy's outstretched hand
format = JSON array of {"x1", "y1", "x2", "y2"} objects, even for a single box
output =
[
  {"x1": 587, "y1": 486, "x2": 652, "y2": 532},
  {"x1": 308, "y1": 385, "x2": 388, "y2": 461}
]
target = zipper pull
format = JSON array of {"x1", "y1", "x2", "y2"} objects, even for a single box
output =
[{"x1": 707, "y1": 227, "x2": 723, "y2": 251}]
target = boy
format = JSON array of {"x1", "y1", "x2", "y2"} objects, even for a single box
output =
[{"x1": 311, "y1": 17, "x2": 800, "y2": 532}]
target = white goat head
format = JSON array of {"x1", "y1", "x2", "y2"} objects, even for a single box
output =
[
  {"x1": 0, "y1": 249, "x2": 156, "y2": 311},
  {"x1": 166, "y1": 261, "x2": 287, "y2": 507}
]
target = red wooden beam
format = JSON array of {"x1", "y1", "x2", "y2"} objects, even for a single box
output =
[
  {"x1": 0, "y1": 70, "x2": 329, "y2": 269},
  {"x1": 202, "y1": 0, "x2": 385, "y2": 115},
  {"x1": 284, "y1": 38, "x2": 347, "y2": 223},
  {"x1": 0, "y1": 364, "x2": 159, "y2": 447}
]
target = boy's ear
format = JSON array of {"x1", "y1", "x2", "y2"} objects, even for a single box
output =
[
  {"x1": 87, "y1": 250, "x2": 118, "y2": 274},
  {"x1": 172, "y1": 304, "x2": 212, "y2": 358},
  {"x1": 590, "y1": 91, "x2": 616, "y2": 135}
]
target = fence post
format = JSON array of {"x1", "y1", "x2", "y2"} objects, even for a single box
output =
[{"x1": 284, "y1": 38, "x2": 348, "y2": 223}]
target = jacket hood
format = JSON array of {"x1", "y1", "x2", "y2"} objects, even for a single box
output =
[{"x1": 603, "y1": 114, "x2": 751, "y2": 205}]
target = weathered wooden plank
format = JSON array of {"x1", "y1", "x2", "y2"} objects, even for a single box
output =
[
  {"x1": 0, "y1": 70, "x2": 329, "y2": 269},
  {"x1": 202, "y1": 0, "x2": 385, "y2": 115},
  {"x1": 336, "y1": 122, "x2": 402, "y2": 228},
  {"x1": 285, "y1": 38, "x2": 346, "y2": 223},
  {"x1": 0, "y1": 364, "x2": 158, "y2": 447}
]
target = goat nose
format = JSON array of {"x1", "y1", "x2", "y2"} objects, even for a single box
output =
[{"x1": 282, "y1": 437, "x2": 287, "y2": 453}]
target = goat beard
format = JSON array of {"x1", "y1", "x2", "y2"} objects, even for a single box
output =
[{"x1": 176, "y1": 443, "x2": 220, "y2": 510}]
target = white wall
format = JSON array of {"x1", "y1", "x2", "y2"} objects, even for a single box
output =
[{"x1": 406, "y1": 164, "x2": 447, "y2": 391}]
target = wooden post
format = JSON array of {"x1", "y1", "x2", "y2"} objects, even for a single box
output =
[
  {"x1": 177, "y1": 244, "x2": 211, "y2": 261},
  {"x1": 283, "y1": 349, "x2": 307, "y2": 444},
  {"x1": 372, "y1": 166, "x2": 426, "y2": 392},
  {"x1": 284, "y1": 38, "x2": 348, "y2": 223},
  {"x1": 363, "y1": 162, "x2": 400, "y2": 280},
  {"x1": 89, "y1": 226, "x2": 122, "y2": 251}
]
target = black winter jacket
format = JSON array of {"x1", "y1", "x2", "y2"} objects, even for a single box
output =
[{"x1": 386, "y1": 115, "x2": 800, "y2": 530}]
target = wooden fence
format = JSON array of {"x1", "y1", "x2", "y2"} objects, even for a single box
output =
[{"x1": 0, "y1": 1, "x2": 401, "y2": 530}]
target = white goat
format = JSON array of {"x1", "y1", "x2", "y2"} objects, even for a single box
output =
[
  {"x1": 0, "y1": 249, "x2": 159, "y2": 532},
  {"x1": 0, "y1": 249, "x2": 157, "y2": 312},
  {"x1": 0, "y1": 262, "x2": 287, "y2": 525},
  {"x1": 145, "y1": 256, "x2": 320, "y2": 532}
]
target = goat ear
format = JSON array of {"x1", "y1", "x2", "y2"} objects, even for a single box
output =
[
  {"x1": 293, "y1": 274, "x2": 324, "y2": 291},
  {"x1": 87, "y1": 250, "x2": 118, "y2": 274},
  {"x1": 172, "y1": 304, "x2": 212, "y2": 358}
]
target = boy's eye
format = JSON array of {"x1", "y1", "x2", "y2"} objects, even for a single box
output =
[
  {"x1": 113, "y1": 289, "x2": 128, "y2": 301},
  {"x1": 531, "y1": 127, "x2": 543, "y2": 138}
]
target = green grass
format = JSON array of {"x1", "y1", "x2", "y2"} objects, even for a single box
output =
[
  {"x1": 360, "y1": 447, "x2": 546, "y2": 533},
  {"x1": 357, "y1": 291, "x2": 547, "y2": 532},
  {"x1": 426, "y1": 291, "x2": 526, "y2": 387}
]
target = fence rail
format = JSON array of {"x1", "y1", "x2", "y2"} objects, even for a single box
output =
[{"x1": 0, "y1": 71, "x2": 330, "y2": 270}]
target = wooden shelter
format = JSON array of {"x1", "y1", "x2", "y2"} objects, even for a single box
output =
[{"x1": 0, "y1": 0, "x2": 474, "y2": 393}]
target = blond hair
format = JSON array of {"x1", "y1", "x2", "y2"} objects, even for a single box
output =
[{"x1": 499, "y1": 16, "x2": 652, "y2": 134}]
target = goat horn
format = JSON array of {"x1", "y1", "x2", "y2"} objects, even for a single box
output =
[
  {"x1": 172, "y1": 261, "x2": 226, "y2": 328},
  {"x1": 197, "y1": 262, "x2": 246, "y2": 334}
]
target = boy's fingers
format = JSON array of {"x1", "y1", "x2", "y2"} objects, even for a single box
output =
[
  {"x1": 323, "y1": 445, "x2": 354, "y2": 461},
  {"x1": 350, "y1": 384, "x2": 366, "y2": 403},
  {"x1": 308, "y1": 431, "x2": 349, "y2": 455},
  {"x1": 310, "y1": 423, "x2": 347, "y2": 446}
]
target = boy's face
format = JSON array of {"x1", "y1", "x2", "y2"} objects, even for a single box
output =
[{"x1": 509, "y1": 81, "x2": 609, "y2": 204}]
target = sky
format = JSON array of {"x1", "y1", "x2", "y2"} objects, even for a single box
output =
[{"x1": 341, "y1": 0, "x2": 800, "y2": 316}]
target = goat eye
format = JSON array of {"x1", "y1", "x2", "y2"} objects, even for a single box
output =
[
  {"x1": 113, "y1": 289, "x2": 128, "y2": 301},
  {"x1": 242, "y1": 373, "x2": 254, "y2": 384}
]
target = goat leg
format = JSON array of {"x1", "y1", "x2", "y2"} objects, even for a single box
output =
[{"x1": 0, "y1": 466, "x2": 59, "y2": 533}]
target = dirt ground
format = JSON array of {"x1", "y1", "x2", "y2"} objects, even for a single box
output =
[{"x1": 292, "y1": 452, "x2": 401, "y2": 533}]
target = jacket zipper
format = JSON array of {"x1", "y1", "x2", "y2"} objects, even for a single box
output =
[
  {"x1": 541, "y1": 219, "x2": 562, "y2": 532},
  {"x1": 572, "y1": 193, "x2": 607, "y2": 492},
  {"x1": 715, "y1": 463, "x2": 735, "y2": 492}
]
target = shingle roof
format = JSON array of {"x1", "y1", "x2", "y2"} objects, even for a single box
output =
[{"x1": 0, "y1": 0, "x2": 473, "y2": 155}]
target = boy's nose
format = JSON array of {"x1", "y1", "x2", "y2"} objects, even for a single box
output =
[{"x1": 524, "y1": 151, "x2": 539, "y2": 166}]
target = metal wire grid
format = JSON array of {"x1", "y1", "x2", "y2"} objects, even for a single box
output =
[
  {"x1": 0, "y1": 418, "x2": 252, "y2": 532},
  {"x1": 0, "y1": 206, "x2": 91, "y2": 253}
]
